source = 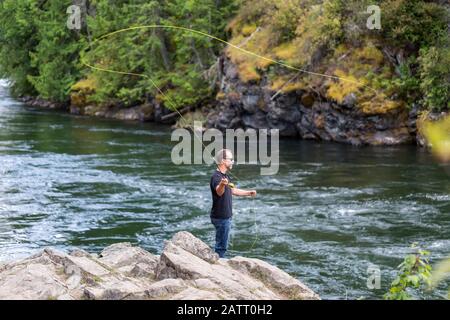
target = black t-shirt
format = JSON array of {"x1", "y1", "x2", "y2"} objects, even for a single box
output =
[{"x1": 210, "y1": 170, "x2": 233, "y2": 219}]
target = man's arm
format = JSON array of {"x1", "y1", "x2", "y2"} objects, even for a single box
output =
[
  {"x1": 215, "y1": 177, "x2": 229, "y2": 197},
  {"x1": 231, "y1": 188, "x2": 257, "y2": 197}
]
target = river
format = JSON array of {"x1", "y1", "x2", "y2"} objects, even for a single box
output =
[{"x1": 0, "y1": 81, "x2": 449, "y2": 299}]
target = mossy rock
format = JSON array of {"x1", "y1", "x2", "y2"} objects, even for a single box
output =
[{"x1": 70, "y1": 78, "x2": 98, "y2": 108}]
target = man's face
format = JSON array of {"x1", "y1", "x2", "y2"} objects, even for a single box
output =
[{"x1": 223, "y1": 151, "x2": 234, "y2": 170}]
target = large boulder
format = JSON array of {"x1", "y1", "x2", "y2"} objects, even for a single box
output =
[
  {"x1": 0, "y1": 232, "x2": 319, "y2": 300},
  {"x1": 98, "y1": 242, "x2": 159, "y2": 278}
]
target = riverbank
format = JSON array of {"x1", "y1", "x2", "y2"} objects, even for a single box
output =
[
  {"x1": 19, "y1": 93, "x2": 447, "y2": 148},
  {"x1": 0, "y1": 232, "x2": 319, "y2": 300},
  {"x1": 3, "y1": 1, "x2": 449, "y2": 148}
]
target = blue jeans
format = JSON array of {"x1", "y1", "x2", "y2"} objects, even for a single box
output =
[{"x1": 211, "y1": 217, "x2": 232, "y2": 258}]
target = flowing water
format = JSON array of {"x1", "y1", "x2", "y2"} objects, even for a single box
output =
[{"x1": 0, "y1": 81, "x2": 449, "y2": 299}]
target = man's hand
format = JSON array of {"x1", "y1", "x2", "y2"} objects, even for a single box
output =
[
  {"x1": 220, "y1": 178, "x2": 229, "y2": 186},
  {"x1": 248, "y1": 190, "x2": 257, "y2": 197}
]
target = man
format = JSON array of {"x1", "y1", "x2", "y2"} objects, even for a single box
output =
[{"x1": 210, "y1": 149, "x2": 257, "y2": 258}]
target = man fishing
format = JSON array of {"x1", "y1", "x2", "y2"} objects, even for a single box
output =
[{"x1": 210, "y1": 149, "x2": 257, "y2": 258}]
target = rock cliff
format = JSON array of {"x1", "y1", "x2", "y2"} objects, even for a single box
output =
[{"x1": 206, "y1": 57, "x2": 417, "y2": 146}]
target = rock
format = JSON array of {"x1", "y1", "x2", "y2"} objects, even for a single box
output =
[
  {"x1": 145, "y1": 278, "x2": 187, "y2": 298},
  {"x1": 207, "y1": 55, "x2": 417, "y2": 146},
  {"x1": 227, "y1": 256, "x2": 319, "y2": 300},
  {"x1": 154, "y1": 235, "x2": 319, "y2": 300},
  {"x1": 216, "y1": 107, "x2": 238, "y2": 131},
  {"x1": 69, "y1": 105, "x2": 82, "y2": 115},
  {"x1": 128, "y1": 262, "x2": 156, "y2": 278},
  {"x1": 0, "y1": 232, "x2": 319, "y2": 300},
  {"x1": 170, "y1": 287, "x2": 223, "y2": 300},
  {"x1": 70, "y1": 248, "x2": 91, "y2": 258},
  {"x1": 170, "y1": 231, "x2": 219, "y2": 264},
  {"x1": 0, "y1": 262, "x2": 68, "y2": 300},
  {"x1": 98, "y1": 242, "x2": 159, "y2": 280},
  {"x1": 192, "y1": 278, "x2": 221, "y2": 291},
  {"x1": 242, "y1": 95, "x2": 260, "y2": 113},
  {"x1": 20, "y1": 96, "x2": 67, "y2": 110},
  {"x1": 268, "y1": 103, "x2": 301, "y2": 124},
  {"x1": 267, "y1": 118, "x2": 298, "y2": 137},
  {"x1": 301, "y1": 93, "x2": 315, "y2": 108},
  {"x1": 364, "y1": 127, "x2": 413, "y2": 146},
  {"x1": 343, "y1": 93, "x2": 357, "y2": 108},
  {"x1": 99, "y1": 243, "x2": 158, "y2": 269},
  {"x1": 241, "y1": 111, "x2": 269, "y2": 129},
  {"x1": 155, "y1": 241, "x2": 215, "y2": 281}
]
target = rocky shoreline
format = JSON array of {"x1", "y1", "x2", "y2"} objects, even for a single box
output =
[
  {"x1": 205, "y1": 57, "x2": 418, "y2": 146},
  {"x1": 0, "y1": 232, "x2": 319, "y2": 300},
  {"x1": 18, "y1": 55, "x2": 447, "y2": 147}
]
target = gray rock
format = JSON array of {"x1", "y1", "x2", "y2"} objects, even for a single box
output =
[
  {"x1": 154, "y1": 233, "x2": 319, "y2": 300},
  {"x1": 169, "y1": 231, "x2": 219, "y2": 264},
  {"x1": 70, "y1": 248, "x2": 91, "y2": 258},
  {"x1": 267, "y1": 118, "x2": 298, "y2": 137},
  {"x1": 0, "y1": 232, "x2": 319, "y2": 300},
  {"x1": 145, "y1": 278, "x2": 187, "y2": 298},
  {"x1": 98, "y1": 242, "x2": 158, "y2": 277},
  {"x1": 343, "y1": 93, "x2": 357, "y2": 108},
  {"x1": 241, "y1": 111, "x2": 269, "y2": 129},
  {"x1": 0, "y1": 262, "x2": 68, "y2": 300},
  {"x1": 207, "y1": 55, "x2": 417, "y2": 146},
  {"x1": 170, "y1": 287, "x2": 224, "y2": 300},
  {"x1": 242, "y1": 95, "x2": 260, "y2": 114},
  {"x1": 227, "y1": 256, "x2": 319, "y2": 300}
]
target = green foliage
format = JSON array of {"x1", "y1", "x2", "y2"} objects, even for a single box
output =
[
  {"x1": 419, "y1": 46, "x2": 450, "y2": 111},
  {"x1": 368, "y1": 56, "x2": 421, "y2": 106},
  {"x1": 0, "y1": 0, "x2": 448, "y2": 113},
  {"x1": 0, "y1": 0, "x2": 237, "y2": 108},
  {"x1": 384, "y1": 243, "x2": 432, "y2": 300},
  {"x1": 28, "y1": 1, "x2": 87, "y2": 102},
  {"x1": 379, "y1": 0, "x2": 450, "y2": 110},
  {"x1": 381, "y1": 0, "x2": 449, "y2": 48},
  {"x1": 0, "y1": 0, "x2": 87, "y2": 102},
  {"x1": 270, "y1": 0, "x2": 305, "y2": 42},
  {"x1": 84, "y1": 0, "x2": 238, "y2": 108},
  {"x1": 0, "y1": 0, "x2": 40, "y2": 97}
]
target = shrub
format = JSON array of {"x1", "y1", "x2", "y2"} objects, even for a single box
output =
[
  {"x1": 384, "y1": 244, "x2": 432, "y2": 300},
  {"x1": 419, "y1": 46, "x2": 450, "y2": 111}
]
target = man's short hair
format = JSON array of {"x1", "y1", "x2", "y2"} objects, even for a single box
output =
[{"x1": 215, "y1": 149, "x2": 232, "y2": 165}]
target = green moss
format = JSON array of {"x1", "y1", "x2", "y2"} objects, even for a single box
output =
[
  {"x1": 269, "y1": 76, "x2": 306, "y2": 93},
  {"x1": 326, "y1": 69, "x2": 363, "y2": 104},
  {"x1": 70, "y1": 77, "x2": 98, "y2": 107},
  {"x1": 241, "y1": 24, "x2": 257, "y2": 36}
]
